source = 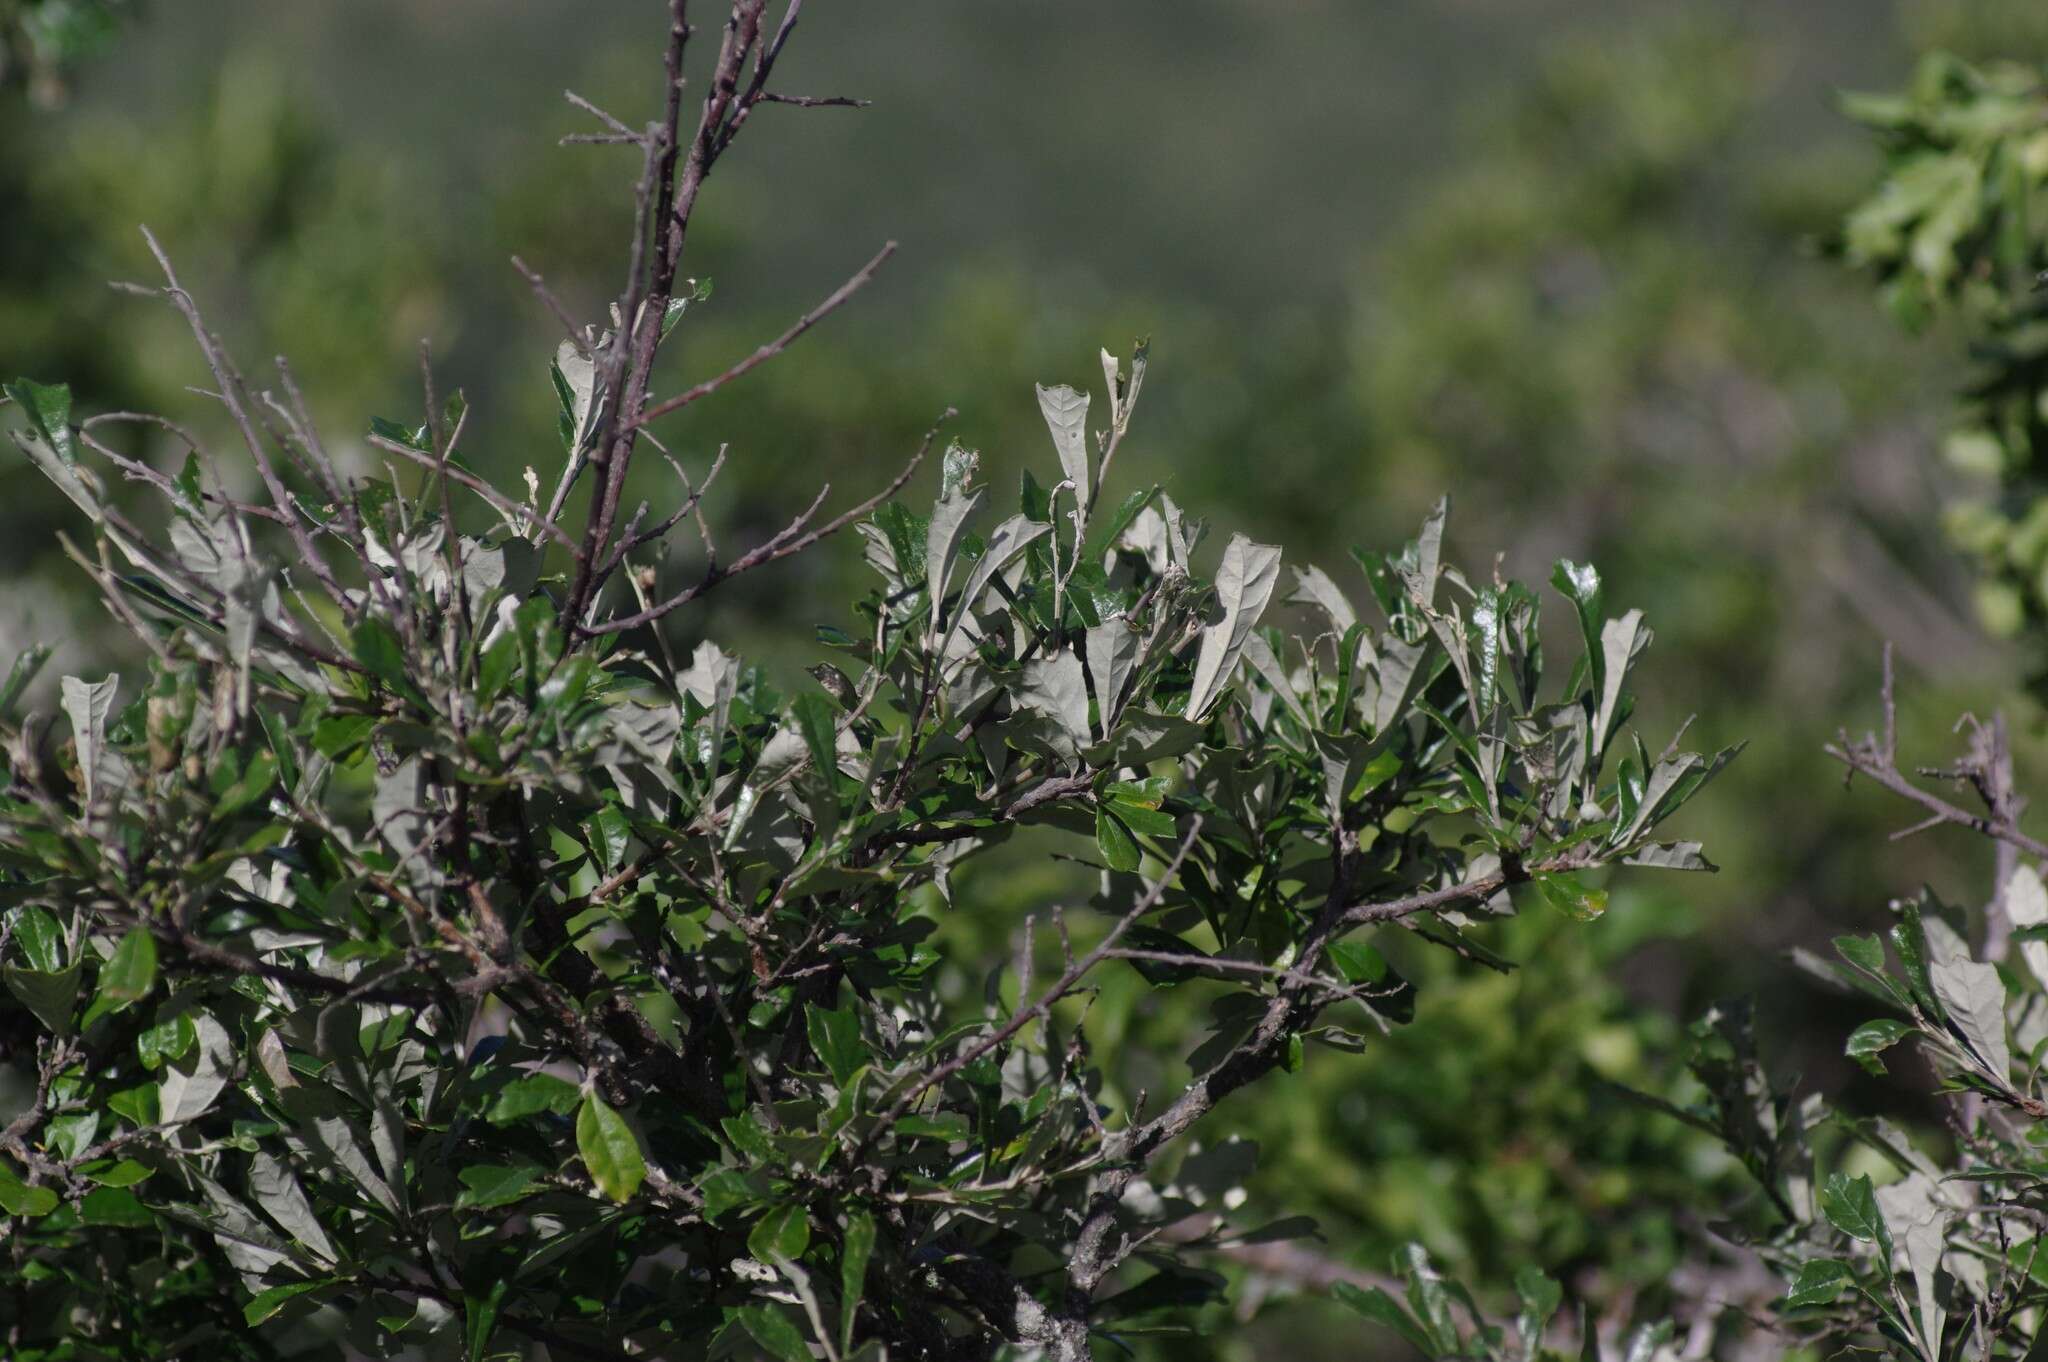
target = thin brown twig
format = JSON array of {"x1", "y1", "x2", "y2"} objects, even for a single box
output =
[
  {"x1": 874, "y1": 817, "x2": 1203, "y2": 1132},
  {"x1": 367, "y1": 433, "x2": 581, "y2": 553},
  {"x1": 580, "y1": 412, "x2": 941, "y2": 635},
  {"x1": 627, "y1": 241, "x2": 896, "y2": 432},
  {"x1": 509, "y1": 255, "x2": 590, "y2": 349},
  {"x1": 760, "y1": 92, "x2": 870, "y2": 108},
  {"x1": 136, "y1": 227, "x2": 342, "y2": 605}
]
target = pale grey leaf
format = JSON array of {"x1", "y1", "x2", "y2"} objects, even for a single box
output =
[
  {"x1": 1401, "y1": 497, "x2": 1447, "y2": 609},
  {"x1": 1239, "y1": 631, "x2": 1310, "y2": 728},
  {"x1": 373, "y1": 758, "x2": 428, "y2": 862},
  {"x1": 2006, "y1": 863, "x2": 2048, "y2": 993},
  {"x1": 951, "y1": 515, "x2": 1050, "y2": 638},
  {"x1": 925, "y1": 485, "x2": 986, "y2": 639},
  {"x1": 1035, "y1": 382, "x2": 1092, "y2": 512},
  {"x1": 60, "y1": 673, "x2": 119, "y2": 805},
  {"x1": 1365, "y1": 633, "x2": 1432, "y2": 736},
  {"x1": 1016, "y1": 653, "x2": 1091, "y2": 759},
  {"x1": 679, "y1": 641, "x2": 740, "y2": 778},
  {"x1": 12, "y1": 428, "x2": 104, "y2": 519},
  {"x1": 249, "y1": 1151, "x2": 339, "y2": 1265},
  {"x1": 1186, "y1": 534, "x2": 1283, "y2": 720},
  {"x1": 1595, "y1": 609, "x2": 1651, "y2": 756},
  {"x1": 1084, "y1": 620, "x2": 1140, "y2": 737},
  {"x1": 1926, "y1": 926, "x2": 2012, "y2": 1083},
  {"x1": 1082, "y1": 711, "x2": 1204, "y2": 769},
  {"x1": 159, "y1": 1012, "x2": 234, "y2": 1125},
  {"x1": 1287, "y1": 564, "x2": 1356, "y2": 634},
  {"x1": 1621, "y1": 841, "x2": 1717, "y2": 872}
]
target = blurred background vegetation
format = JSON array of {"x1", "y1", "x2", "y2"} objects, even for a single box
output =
[{"x1": 8, "y1": 0, "x2": 2048, "y2": 1356}]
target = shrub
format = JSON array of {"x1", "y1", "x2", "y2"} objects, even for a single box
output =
[{"x1": 0, "y1": 4, "x2": 1742, "y2": 1359}]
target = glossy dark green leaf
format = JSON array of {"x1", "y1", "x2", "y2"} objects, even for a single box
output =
[
  {"x1": 0, "y1": 1164, "x2": 58, "y2": 1218},
  {"x1": 841, "y1": 1210, "x2": 875, "y2": 1356},
  {"x1": 95, "y1": 927, "x2": 157, "y2": 1011},
  {"x1": 486, "y1": 1073, "x2": 581, "y2": 1124},
  {"x1": 456, "y1": 1164, "x2": 543, "y2": 1210},
  {"x1": 349, "y1": 617, "x2": 415, "y2": 698},
  {"x1": 806, "y1": 1004, "x2": 863, "y2": 1088},
  {"x1": 1785, "y1": 1258, "x2": 1855, "y2": 1310},
  {"x1": 1845, "y1": 1019, "x2": 1912, "y2": 1076},
  {"x1": 465, "y1": 1278, "x2": 510, "y2": 1362},
  {"x1": 1532, "y1": 871, "x2": 1607, "y2": 922},
  {"x1": 1095, "y1": 807, "x2": 1140, "y2": 873},
  {"x1": 792, "y1": 691, "x2": 840, "y2": 780},
  {"x1": 748, "y1": 1202, "x2": 811, "y2": 1265},
  {"x1": 1331, "y1": 1282, "x2": 1433, "y2": 1353},
  {"x1": 243, "y1": 1279, "x2": 332, "y2": 1326},
  {"x1": 1820, "y1": 1172, "x2": 1893, "y2": 1265},
  {"x1": 737, "y1": 1304, "x2": 812, "y2": 1362},
  {"x1": 79, "y1": 1186, "x2": 153, "y2": 1227},
  {"x1": 137, "y1": 1013, "x2": 196, "y2": 1070},
  {"x1": 10, "y1": 905, "x2": 64, "y2": 972},
  {"x1": 576, "y1": 1095, "x2": 645, "y2": 1203},
  {"x1": 5, "y1": 377, "x2": 74, "y2": 463}
]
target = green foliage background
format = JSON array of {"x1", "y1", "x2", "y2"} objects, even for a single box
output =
[{"x1": 7, "y1": 0, "x2": 2048, "y2": 1356}]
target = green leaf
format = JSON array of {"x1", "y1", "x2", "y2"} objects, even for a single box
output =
[
  {"x1": 95, "y1": 927, "x2": 157, "y2": 1012},
  {"x1": 1820, "y1": 1172, "x2": 1894, "y2": 1264},
  {"x1": 1514, "y1": 1266, "x2": 1562, "y2": 1359},
  {"x1": 486, "y1": 1072, "x2": 581, "y2": 1123},
  {"x1": 5, "y1": 378, "x2": 75, "y2": 464},
  {"x1": 792, "y1": 691, "x2": 840, "y2": 779},
  {"x1": 1785, "y1": 1258, "x2": 1855, "y2": 1310},
  {"x1": 107, "y1": 1084, "x2": 159, "y2": 1127},
  {"x1": 456, "y1": 1164, "x2": 543, "y2": 1210},
  {"x1": 737, "y1": 1304, "x2": 812, "y2": 1362},
  {"x1": 748, "y1": 1202, "x2": 811, "y2": 1264},
  {"x1": 841, "y1": 1210, "x2": 875, "y2": 1356},
  {"x1": 698, "y1": 1168, "x2": 757, "y2": 1221},
  {"x1": 79, "y1": 1186, "x2": 153, "y2": 1227},
  {"x1": 137, "y1": 1013, "x2": 196, "y2": 1070},
  {"x1": 3, "y1": 962, "x2": 80, "y2": 1035},
  {"x1": 465, "y1": 1278, "x2": 510, "y2": 1362},
  {"x1": 576, "y1": 1094, "x2": 645, "y2": 1203},
  {"x1": 0, "y1": 644, "x2": 52, "y2": 721},
  {"x1": 243, "y1": 1279, "x2": 332, "y2": 1326},
  {"x1": 806, "y1": 1004, "x2": 864, "y2": 1088},
  {"x1": 350, "y1": 617, "x2": 417, "y2": 699},
  {"x1": 1532, "y1": 871, "x2": 1607, "y2": 922},
  {"x1": 85, "y1": 1158, "x2": 152, "y2": 1187},
  {"x1": 1096, "y1": 807, "x2": 1140, "y2": 873},
  {"x1": 1845, "y1": 1019, "x2": 1912, "y2": 1076},
  {"x1": 1082, "y1": 484, "x2": 1159, "y2": 563},
  {"x1": 1550, "y1": 559, "x2": 1605, "y2": 693},
  {"x1": 1105, "y1": 791, "x2": 1176, "y2": 838},
  {"x1": 211, "y1": 749, "x2": 278, "y2": 821},
  {"x1": 588, "y1": 804, "x2": 630, "y2": 877},
  {"x1": 9, "y1": 905, "x2": 63, "y2": 971},
  {"x1": 1835, "y1": 932, "x2": 1889, "y2": 977},
  {"x1": 368, "y1": 415, "x2": 428, "y2": 452},
  {"x1": 0, "y1": 1164, "x2": 58, "y2": 1218},
  {"x1": 1331, "y1": 1282, "x2": 1434, "y2": 1354}
]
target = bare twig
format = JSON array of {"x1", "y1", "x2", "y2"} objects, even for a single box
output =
[
  {"x1": 627, "y1": 242, "x2": 896, "y2": 433},
  {"x1": 1826, "y1": 645, "x2": 2048, "y2": 884},
  {"x1": 580, "y1": 412, "x2": 941, "y2": 636},
  {"x1": 874, "y1": 818, "x2": 1203, "y2": 1132},
  {"x1": 510, "y1": 255, "x2": 591, "y2": 348},
  {"x1": 136, "y1": 227, "x2": 342, "y2": 605},
  {"x1": 367, "y1": 433, "x2": 580, "y2": 553}
]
